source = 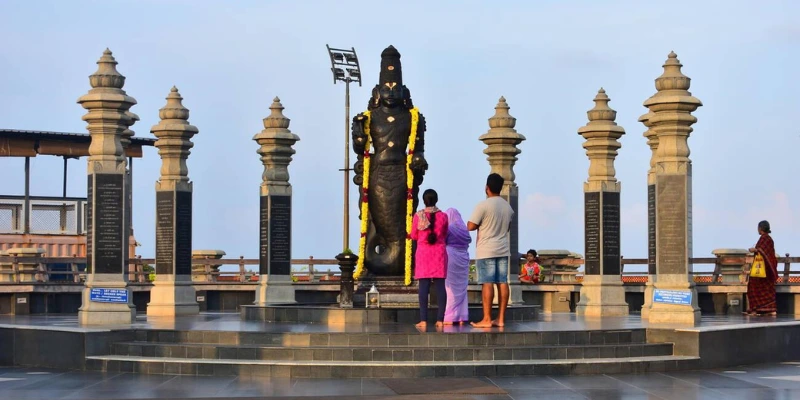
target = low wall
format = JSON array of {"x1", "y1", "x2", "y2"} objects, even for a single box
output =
[{"x1": 3, "y1": 282, "x2": 800, "y2": 316}]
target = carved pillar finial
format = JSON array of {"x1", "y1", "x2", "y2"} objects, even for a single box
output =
[
  {"x1": 254, "y1": 97, "x2": 300, "y2": 190},
  {"x1": 479, "y1": 96, "x2": 525, "y2": 185},
  {"x1": 151, "y1": 86, "x2": 198, "y2": 189}
]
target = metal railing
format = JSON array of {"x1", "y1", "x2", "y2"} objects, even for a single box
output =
[
  {"x1": 1, "y1": 255, "x2": 799, "y2": 286},
  {"x1": 0, "y1": 195, "x2": 86, "y2": 235}
]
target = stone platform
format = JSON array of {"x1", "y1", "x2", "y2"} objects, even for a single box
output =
[
  {"x1": 241, "y1": 304, "x2": 539, "y2": 324},
  {"x1": 2, "y1": 313, "x2": 800, "y2": 379}
]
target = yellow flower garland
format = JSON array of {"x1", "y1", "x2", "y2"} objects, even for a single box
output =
[{"x1": 353, "y1": 108, "x2": 419, "y2": 286}]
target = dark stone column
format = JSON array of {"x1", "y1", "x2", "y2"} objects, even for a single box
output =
[
  {"x1": 77, "y1": 49, "x2": 136, "y2": 325},
  {"x1": 147, "y1": 87, "x2": 199, "y2": 317},
  {"x1": 253, "y1": 97, "x2": 300, "y2": 305}
]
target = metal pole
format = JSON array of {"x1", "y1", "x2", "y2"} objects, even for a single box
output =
[
  {"x1": 62, "y1": 156, "x2": 68, "y2": 198},
  {"x1": 343, "y1": 79, "x2": 351, "y2": 251},
  {"x1": 24, "y1": 156, "x2": 30, "y2": 234}
]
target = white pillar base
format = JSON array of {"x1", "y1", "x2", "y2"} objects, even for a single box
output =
[
  {"x1": 78, "y1": 273, "x2": 135, "y2": 325},
  {"x1": 147, "y1": 276, "x2": 199, "y2": 317},
  {"x1": 647, "y1": 274, "x2": 700, "y2": 325},
  {"x1": 576, "y1": 275, "x2": 629, "y2": 317},
  {"x1": 254, "y1": 275, "x2": 296, "y2": 306}
]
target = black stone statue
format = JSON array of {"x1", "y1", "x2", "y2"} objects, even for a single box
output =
[{"x1": 352, "y1": 45, "x2": 427, "y2": 277}]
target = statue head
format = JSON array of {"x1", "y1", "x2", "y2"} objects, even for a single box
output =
[{"x1": 369, "y1": 45, "x2": 413, "y2": 110}]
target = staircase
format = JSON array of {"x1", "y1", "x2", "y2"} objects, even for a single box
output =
[{"x1": 86, "y1": 327, "x2": 698, "y2": 377}]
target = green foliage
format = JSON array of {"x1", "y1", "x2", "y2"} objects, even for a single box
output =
[{"x1": 342, "y1": 248, "x2": 354, "y2": 255}]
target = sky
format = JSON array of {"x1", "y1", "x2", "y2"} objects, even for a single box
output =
[{"x1": 0, "y1": 1, "x2": 798, "y2": 270}]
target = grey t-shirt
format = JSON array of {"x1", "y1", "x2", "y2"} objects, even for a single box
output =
[{"x1": 469, "y1": 196, "x2": 514, "y2": 259}]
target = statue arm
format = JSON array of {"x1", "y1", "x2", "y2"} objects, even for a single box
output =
[
  {"x1": 352, "y1": 113, "x2": 368, "y2": 154},
  {"x1": 411, "y1": 113, "x2": 427, "y2": 173}
]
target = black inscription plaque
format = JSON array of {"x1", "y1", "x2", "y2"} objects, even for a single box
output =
[
  {"x1": 175, "y1": 191, "x2": 192, "y2": 276},
  {"x1": 86, "y1": 177, "x2": 93, "y2": 273},
  {"x1": 91, "y1": 174, "x2": 124, "y2": 274},
  {"x1": 269, "y1": 195, "x2": 292, "y2": 276},
  {"x1": 584, "y1": 192, "x2": 600, "y2": 275},
  {"x1": 155, "y1": 191, "x2": 174, "y2": 275},
  {"x1": 647, "y1": 185, "x2": 656, "y2": 275},
  {"x1": 602, "y1": 192, "x2": 621, "y2": 275},
  {"x1": 156, "y1": 191, "x2": 192, "y2": 276},
  {"x1": 656, "y1": 175, "x2": 687, "y2": 275},
  {"x1": 259, "y1": 196, "x2": 269, "y2": 275}
]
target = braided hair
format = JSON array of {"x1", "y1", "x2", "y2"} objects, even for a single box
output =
[{"x1": 422, "y1": 189, "x2": 439, "y2": 244}]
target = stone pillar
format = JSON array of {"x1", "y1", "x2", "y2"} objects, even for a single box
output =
[
  {"x1": 712, "y1": 248, "x2": 749, "y2": 284},
  {"x1": 337, "y1": 253, "x2": 357, "y2": 308},
  {"x1": 121, "y1": 110, "x2": 139, "y2": 282},
  {"x1": 575, "y1": 89, "x2": 628, "y2": 317},
  {"x1": 147, "y1": 87, "x2": 200, "y2": 317},
  {"x1": 6, "y1": 248, "x2": 46, "y2": 282},
  {"x1": 645, "y1": 52, "x2": 703, "y2": 325},
  {"x1": 192, "y1": 250, "x2": 226, "y2": 282},
  {"x1": 253, "y1": 97, "x2": 300, "y2": 305},
  {"x1": 0, "y1": 250, "x2": 9, "y2": 283},
  {"x1": 77, "y1": 49, "x2": 136, "y2": 325},
  {"x1": 639, "y1": 111, "x2": 657, "y2": 318},
  {"x1": 478, "y1": 97, "x2": 526, "y2": 303},
  {"x1": 712, "y1": 248, "x2": 748, "y2": 315}
]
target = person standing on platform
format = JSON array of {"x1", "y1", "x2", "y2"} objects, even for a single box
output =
[
  {"x1": 411, "y1": 189, "x2": 449, "y2": 329},
  {"x1": 746, "y1": 220, "x2": 779, "y2": 316},
  {"x1": 443, "y1": 208, "x2": 471, "y2": 325},
  {"x1": 468, "y1": 173, "x2": 514, "y2": 328}
]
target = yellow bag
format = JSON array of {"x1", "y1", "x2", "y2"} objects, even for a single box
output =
[{"x1": 750, "y1": 254, "x2": 767, "y2": 278}]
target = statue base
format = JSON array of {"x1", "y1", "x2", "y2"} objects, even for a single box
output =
[{"x1": 355, "y1": 276, "x2": 420, "y2": 308}]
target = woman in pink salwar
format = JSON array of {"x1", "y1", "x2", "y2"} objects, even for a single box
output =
[
  {"x1": 410, "y1": 189, "x2": 449, "y2": 328},
  {"x1": 444, "y1": 208, "x2": 471, "y2": 325}
]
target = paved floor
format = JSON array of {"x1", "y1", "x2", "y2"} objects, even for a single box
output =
[
  {"x1": 1, "y1": 312, "x2": 798, "y2": 334},
  {"x1": 2, "y1": 362, "x2": 800, "y2": 399}
]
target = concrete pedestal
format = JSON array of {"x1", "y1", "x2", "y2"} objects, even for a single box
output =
[
  {"x1": 254, "y1": 274, "x2": 296, "y2": 306},
  {"x1": 641, "y1": 276, "x2": 655, "y2": 317},
  {"x1": 78, "y1": 274, "x2": 136, "y2": 325},
  {"x1": 576, "y1": 275, "x2": 628, "y2": 316},
  {"x1": 147, "y1": 276, "x2": 199, "y2": 316},
  {"x1": 647, "y1": 274, "x2": 701, "y2": 324}
]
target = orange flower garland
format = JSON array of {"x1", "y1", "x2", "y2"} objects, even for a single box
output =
[{"x1": 353, "y1": 108, "x2": 420, "y2": 286}]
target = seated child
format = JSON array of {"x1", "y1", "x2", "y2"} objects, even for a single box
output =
[{"x1": 519, "y1": 249, "x2": 541, "y2": 284}]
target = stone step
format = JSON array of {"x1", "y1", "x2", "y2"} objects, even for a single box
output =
[
  {"x1": 132, "y1": 329, "x2": 646, "y2": 347},
  {"x1": 112, "y1": 341, "x2": 673, "y2": 362},
  {"x1": 86, "y1": 355, "x2": 700, "y2": 377}
]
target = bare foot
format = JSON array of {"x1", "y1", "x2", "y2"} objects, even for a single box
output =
[
  {"x1": 491, "y1": 320, "x2": 505, "y2": 327},
  {"x1": 435, "y1": 321, "x2": 444, "y2": 328},
  {"x1": 471, "y1": 320, "x2": 493, "y2": 328},
  {"x1": 443, "y1": 321, "x2": 453, "y2": 326},
  {"x1": 415, "y1": 321, "x2": 427, "y2": 329}
]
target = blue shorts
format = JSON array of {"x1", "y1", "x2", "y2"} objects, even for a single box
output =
[{"x1": 477, "y1": 257, "x2": 509, "y2": 284}]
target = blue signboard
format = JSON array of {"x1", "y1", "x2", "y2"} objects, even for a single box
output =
[
  {"x1": 653, "y1": 289, "x2": 692, "y2": 306},
  {"x1": 89, "y1": 288, "x2": 129, "y2": 304}
]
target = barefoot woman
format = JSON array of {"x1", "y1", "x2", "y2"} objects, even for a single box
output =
[
  {"x1": 411, "y1": 189, "x2": 449, "y2": 328},
  {"x1": 746, "y1": 220, "x2": 778, "y2": 316}
]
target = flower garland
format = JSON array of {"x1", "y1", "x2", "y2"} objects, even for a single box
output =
[{"x1": 354, "y1": 108, "x2": 420, "y2": 286}]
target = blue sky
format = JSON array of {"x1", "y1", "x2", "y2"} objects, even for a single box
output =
[{"x1": 1, "y1": 1, "x2": 798, "y2": 267}]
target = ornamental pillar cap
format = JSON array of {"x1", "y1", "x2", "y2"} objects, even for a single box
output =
[
  {"x1": 479, "y1": 96, "x2": 526, "y2": 143},
  {"x1": 253, "y1": 96, "x2": 300, "y2": 142},
  {"x1": 578, "y1": 88, "x2": 625, "y2": 137},
  {"x1": 151, "y1": 86, "x2": 198, "y2": 135},
  {"x1": 89, "y1": 48, "x2": 126, "y2": 89},
  {"x1": 643, "y1": 51, "x2": 703, "y2": 109}
]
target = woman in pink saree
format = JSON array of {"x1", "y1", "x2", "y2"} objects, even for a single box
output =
[{"x1": 444, "y1": 208, "x2": 471, "y2": 325}]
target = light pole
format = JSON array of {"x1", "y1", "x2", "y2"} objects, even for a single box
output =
[{"x1": 327, "y1": 45, "x2": 361, "y2": 252}]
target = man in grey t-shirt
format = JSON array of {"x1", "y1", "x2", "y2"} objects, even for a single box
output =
[{"x1": 468, "y1": 173, "x2": 514, "y2": 328}]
